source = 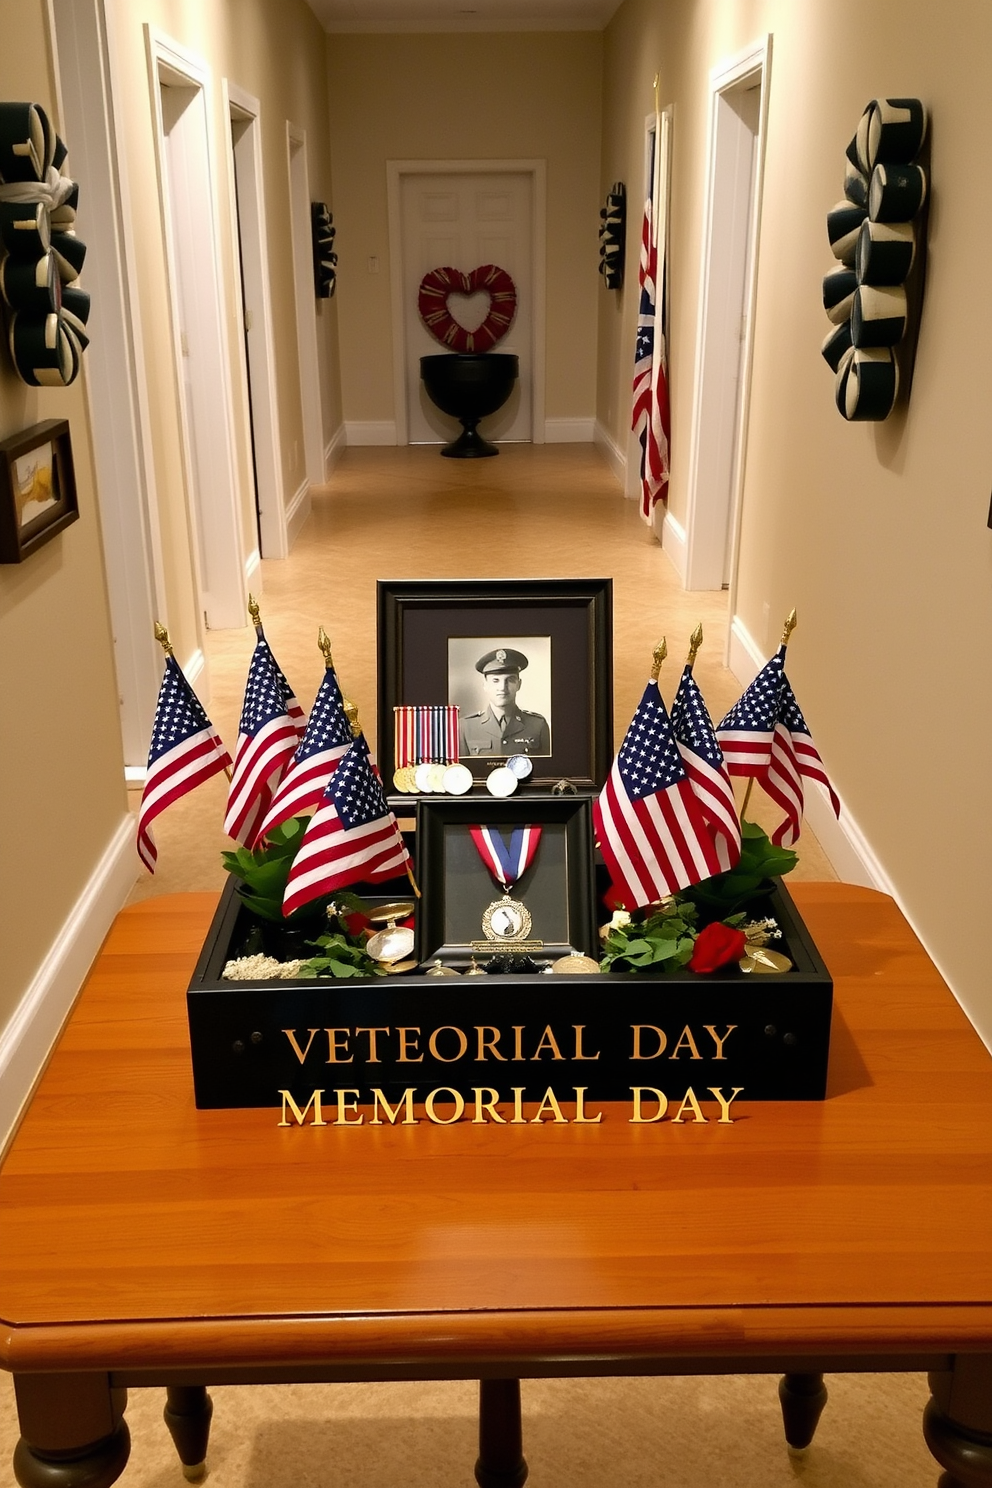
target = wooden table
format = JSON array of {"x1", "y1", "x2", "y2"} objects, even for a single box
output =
[{"x1": 3, "y1": 884, "x2": 992, "y2": 1488}]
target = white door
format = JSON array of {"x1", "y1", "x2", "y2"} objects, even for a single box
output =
[{"x1": 400, "y1": 171, "x2": 532, "y2": 444}]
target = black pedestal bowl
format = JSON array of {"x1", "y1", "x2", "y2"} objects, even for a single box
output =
[{"x1": 420, "y1": 352, "x2": 519, "y2": 458}]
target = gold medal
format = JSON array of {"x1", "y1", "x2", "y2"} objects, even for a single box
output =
[
  {"x1": 481, "y1": 894, "x2": 533, "y2": 942},
  {"x1": 392, "y1": 767, "x2": 410, "y2": 793},
  {"x1": 550, "y1": 953, "x2": 600, "y2": 975},
  {"x1": 739, "y1": 946, "x2": 793, "y2": 974}
]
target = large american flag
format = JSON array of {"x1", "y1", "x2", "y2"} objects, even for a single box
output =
[
  {"x1": 282, "y1": 736, "x2": 411, "y2": 917},
  {"x1": 252, "y1": 663, "x2": 353, "y2": 846},
  {"x1": 716, "y1": 647, "x2": 840, "y2": 847},
  {"x1": 670, "y1": 665, "x2": 742, "y2": 872},
  {"x1": 137, "y1": 656, "x2": 231, "y2": 872},
  {"x1": 223, "y1": 634, "x2": 305, "y2": 846},
  {"x1": 632, "y1": 127, "x2": 670, "y2": 521},
  {"x1": 594, "y1": 679, "x2": 724, "y2": 907}
]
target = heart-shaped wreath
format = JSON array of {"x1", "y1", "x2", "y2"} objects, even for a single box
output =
[{"x1": 418, "y1": 263, "x2": 516, "y2": 353}]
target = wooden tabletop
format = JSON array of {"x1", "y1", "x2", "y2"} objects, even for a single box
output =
[{"x1": 2, "y1": 883, "x2": 992, "y2": 1375}]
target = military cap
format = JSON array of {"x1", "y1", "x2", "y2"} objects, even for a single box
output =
[{"x1": 476, "y1": 647, "x2": 529, "y2": 675}]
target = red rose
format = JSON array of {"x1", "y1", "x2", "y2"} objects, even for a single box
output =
[{"x1": 689, "y1": 922, "x2": 747, "y2": 974}]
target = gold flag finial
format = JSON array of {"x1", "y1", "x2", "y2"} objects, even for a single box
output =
[
  {"x1": 318, "y1": 627, "x2": 334, "y2": 667},
  {"x1": 781, "y1": 608, "x2": 798, "y2": 647},
  {"x1": 687, "y1": 623, "x2": 703, "y2": 667},
  {"x1": 650, "y1": 637, "x2": 668, "y2": 681},
  {"x1": 153, "y1": 621, "x2": 174, "y2": 657},
  {"x1": 343, "y1": 696, "x2": 362, "y2": 738},
  {"x1": 248, "y1": 593, "x2": 262, "y2": 631}
]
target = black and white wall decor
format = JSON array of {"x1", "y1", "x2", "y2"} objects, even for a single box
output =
[
  {"x1": 598, "y1": 182, "x2": 625, "y2": 291},
  {"x1": 311, "y1": 202, "x2": 337, "y2": 298},
  {"x1": 822, "y1": 98, "x2": 928, "y2": 422},
  {"x1": 0, "y1": 102, "x2": 90, "y2": 387}
]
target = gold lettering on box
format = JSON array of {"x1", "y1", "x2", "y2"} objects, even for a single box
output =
[
  {"x1": 572, "y1": 1087, "x2": 603, "y2": 1123},
  {"x1": 531, "y1": 1088, "x2": 568, "y2": 1123},
  {"x1": 370, "y1": 1088, "x2": 418, "y2": 1124},
  {"x1": 572, "y1": 1026, "x2": 600, "y2": 1060},
  {"x1": 425, "y1": 1087, "x2": 465, "y2": 1124},
  {"x1": 703, "y1": 1025, "x2": 737, "y2": 1060},
  {"x1": 397, "y1": 1027, "x2": 423, "y2": 1062},
  {"x1": 356, "y1": 1027, "x2": 390, "y2": 1062},
  {"x1": 325, "y1": 1028, "x2": 354, "y2": 1063},
  {"x1": 428, "y1": 1026, "x2": 469, "y2": 1062},
  {"x1": 531, "y1": 1026, "x2": 565, "y2": 1061},
  {"x1": 629, "y1": 1087, "x2": 668, "y2": 1123},
  {"x1": 336, "y1": 1089, "x2": 363, "y2": 1124},
  {"x1": 472, "y1": 1087, "x2": 507, "y2": 1124},
  {"x1": 475, "y1": 1026, "x2": 506, "y2": 1061},
  {"x1": 631, "y1": 1025, "x2": 667, "y2": 1059},
  {"x1": 278, "y1": 1089, "x2": 327, "y2": 1126},
  {"x1": 512, "y1": 1025, "x2": 526, "y2": 1061},
  {"x1": 282, "y1": 1028, "x2": 320, "y2": 1065},
  {"x1": 707, "y1": 1086, "x2": 744, "y2": 1123},
  {"x1": 510, "y1": 1086, "x2": 527, "y2": 1123},
  {"x1": 672, "y1": 1087, "x2": 706, "y2": 1123},
  {"x1": 669, "y1": 1026, "x2": 702, "y2": 1060}
]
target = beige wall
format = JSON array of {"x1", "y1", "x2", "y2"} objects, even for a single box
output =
[
  {"x1": 107, "y1": 0, "x2": 342, "y2": 665},
  {"x1": 326, "y1": 31, "x2": 602, "y2": 427},
  {"x1": 600, "y1": 0, "x2": 992, "y2": 1038},
  {"x1": 0, "y1": 4, "x2": 127, "y2": 1024}
]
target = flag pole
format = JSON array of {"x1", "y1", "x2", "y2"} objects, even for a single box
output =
[
  {"x1": 248, "y1": 593, "x2": 263, "y2": 635},
  {"x1": 650, "y1": 636, "x2": 667, "y2": 681},
  {"x1": 154, "y1": 622, "x2": 232, "y2": 781},
  {"x1": 686, "y1": 622, "x2": 702, "y2": 668},
  {"x1": 317, "y1": 626, "x2": 334, "y2": 669}
]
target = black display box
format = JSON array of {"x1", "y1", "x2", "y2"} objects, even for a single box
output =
[{"x1": 185, "y1": 877, "x2": 833, "y2": 1110}]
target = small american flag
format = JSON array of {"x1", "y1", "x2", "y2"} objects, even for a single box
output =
[
  {"x1": 137, "y1": 656, "x2": 231, "y2": 872},
  {"x1": 670, "y1": 665, "x2": 742, "y2": 872},
  {"x1": 716, "y1": 647, "x2": 840, "y2": 847},
  {"x1": 224, "y1": 634, "x2": 305, "y2": 846},
  {"x1": 594, "y1": 679, "x2": 724, "y2": 908},
  {"x1": 252, "y1": 664, "x2": 353, "y2": 846},
  {"x1": 283, "y1": 736, "x2": 411, "y2": 917},
  {"x1": 632, "y1": 127, "x2": 670, "y2": 521}
]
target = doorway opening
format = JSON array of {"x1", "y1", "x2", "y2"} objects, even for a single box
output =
[
  {"x1": 286, "y1": 124, "x2": 324, "y2": 511},
  {"x1": 683, "y1": 37, "x2": 772, "y2": 599}
]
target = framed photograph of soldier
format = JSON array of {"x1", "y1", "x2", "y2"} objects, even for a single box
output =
[
  {"x1": 414, "y1": 795, "x2": 597, "y2": 967},
  {"x1": 377, "y1": 577, "x2": 613, "y2": 795},
  {"x1": 0, "y1": 418, "x2": 78, "y2": 563}
]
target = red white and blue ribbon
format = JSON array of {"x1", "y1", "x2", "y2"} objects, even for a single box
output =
[{"x1": 469, "y1": 825, "x2": 541, "y2": 892}]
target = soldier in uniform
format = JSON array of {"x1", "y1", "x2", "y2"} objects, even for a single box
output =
[{"x1": 459, "y1": 647, "x2": 551, "y2": 757}]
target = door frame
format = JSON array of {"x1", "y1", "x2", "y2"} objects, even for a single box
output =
[
  {"x1": 223, "y1": 81, "x2": 287, "y2": 561},
  {"x1": 145, "y1": 25, "x2": 247, "y2": 631},
  {"x1": 683, "y1": 35, "x2": 772, "y2": 600},
  {"x1": 286, "y1": 122, "x2": 325, "y2": 497},
  {"x1": 386, "y1": 158, "x2": 546, "y2": 446}
]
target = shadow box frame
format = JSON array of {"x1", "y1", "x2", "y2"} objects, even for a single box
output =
[
  {"x1": 414, "y1": 793, "x2": 598, "y2": 967},
  {"x1": 377, "y1": 577, "x2": 613, "y2": 794},
  {"x1": 0, "y1": 418, "x2": 78, "y2": 563}
]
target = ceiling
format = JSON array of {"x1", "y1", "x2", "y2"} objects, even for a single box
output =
[{"x1": 306, "y1": 0, "x2": 621, "y2": 33}]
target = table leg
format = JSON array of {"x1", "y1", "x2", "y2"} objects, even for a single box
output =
[
  {"x1": 475, "y1": 1379, "x2": 528, "y2": 1488},
  {"x1": 925, "y1": 1358, "x2": 992, "y2": 1487},
  {"x1": 163, "y1": 1386, "x2": 213, "y2": 1481},
  {"x1": 12, "y1": 1373, "x2": 129, "y2": 1488},
  {"x1": 778, "y1": 1372, "x2": 828, "y2": 1449}
]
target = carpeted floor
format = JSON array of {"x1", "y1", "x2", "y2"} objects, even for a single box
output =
[{"x1": 2, "y1": 448, "x2": 940, "y2": 1485}]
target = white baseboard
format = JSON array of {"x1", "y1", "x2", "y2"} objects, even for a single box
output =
[
  {"x1": 726, "y1": 615, "x2": 892, "y2": 894},
  {"x1": 660, "y1": 509, "x2": 687, "y2": 580},
  {"x1": 324, "y1": 423, "x2": 346, "y2": 477},
  {"x1": 593, "y1": 419, "x2": 625, "y2": 487},
  {"x1": 244, "y1": 547, "x2": 261, "y2": 589},
  {"x1": 344, "y1": 420, "x2": 397, "y2": 446},
  {"x1": 286, "y1": 478, "x2": 311, "y2": 549},
  {"x1": 0, "y1": 814, "x2": 137, "y2": 1155},
  {"x1": 545, "y1": 417, "x2": 595, "y2": 443}
]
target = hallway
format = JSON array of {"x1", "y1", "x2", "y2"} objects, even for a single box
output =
[{"x1": 125, "y1": 444, "x2": 834, "y2": 903}]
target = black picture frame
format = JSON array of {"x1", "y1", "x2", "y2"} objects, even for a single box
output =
[
  {"x1": 377, "y1": 577, "x2": 613, "y2": 793},
  {"x1": 0, "y1": 418, "x2": 77, "y2": 563},
  {"x1": 414, "y1": 794, "x2": 597, "y2": 966}
]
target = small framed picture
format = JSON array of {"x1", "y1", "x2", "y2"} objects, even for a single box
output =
[
  {"x1": 414, "y1": 794, "x2": 597, "y2": 966},
  {"x1": 0, "y1": 419, "x2": 78, "y2": 563},
  {"x1": 377, "y1": 578, "x2": 613, "y2": 791}
]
